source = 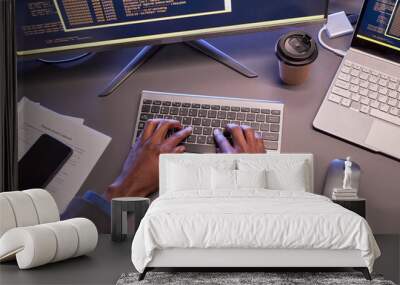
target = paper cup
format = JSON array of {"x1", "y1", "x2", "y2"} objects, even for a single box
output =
[{"x1": 275, "y1": 31, "x2": 318, "y2": 85}]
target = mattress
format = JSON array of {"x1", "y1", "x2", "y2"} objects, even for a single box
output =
[{"x1": 131, "y1": 190, "x2": 380, "y2": 273}]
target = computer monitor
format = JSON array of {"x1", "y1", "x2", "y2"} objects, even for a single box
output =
[
  {"x1": 17, "y1": 0, "x2": 328, "y2": 56},
  {"x1": 352, "y1": 0, "x2": 400, "y2": 63},
  {"x1": 16, "y1": 0, "x2": 328, "y2": 95}
]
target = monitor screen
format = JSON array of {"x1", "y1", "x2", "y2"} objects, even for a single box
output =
[
  {"x1": 354, "y1": 0, "x2": 400, "y2": 56},
  {"x1": 16, "y1": 0, "x2": 327, "y2": 56}
]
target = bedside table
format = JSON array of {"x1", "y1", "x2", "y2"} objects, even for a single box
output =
[
  {"x1": 332, "y1": 198, "x2": 366, "y2": 218},
  {"x1": 111, "y1": 197, "x2": 150, "y2": 242}
]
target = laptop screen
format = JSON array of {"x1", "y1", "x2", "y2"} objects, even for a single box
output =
[{"x1": 353, "y1": 0, "x2": 400, "y2": 62}]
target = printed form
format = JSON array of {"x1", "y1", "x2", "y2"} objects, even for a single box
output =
[{"x1": 18, "y1": 98, "x2": 111, "y2": 212}]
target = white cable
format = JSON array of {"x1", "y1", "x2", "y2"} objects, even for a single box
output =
[{"x1": 318, "y1": 25, "x2": 347, "y2": 57}]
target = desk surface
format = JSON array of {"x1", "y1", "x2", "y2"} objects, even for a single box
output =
[
  {"x1": 1, "y1": 234, "x2": 398, "y2": 285},
  {"x1": 17, "y1": 0, "x2": 399, "y2": 234}
]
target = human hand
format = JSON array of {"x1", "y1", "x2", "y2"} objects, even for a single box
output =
[
  {"x1": 213, "y1": 124, "x2": 265, "y2": 154},
  {"x1": 104, "y1": 119, "x2": 192, "y2": 201}
]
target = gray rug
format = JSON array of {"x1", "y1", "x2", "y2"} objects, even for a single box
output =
[{"x1": 117, "y1": 272, "x2": 396, "y2": 285}]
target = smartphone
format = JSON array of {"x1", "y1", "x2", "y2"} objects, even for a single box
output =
[{"x1": 18, "y1": 134, "x2": 73, "y2": 189}]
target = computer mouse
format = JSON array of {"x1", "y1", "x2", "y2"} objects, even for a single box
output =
[{"x1": 322, "y1": 158, "x2": 361, "y2": 198}]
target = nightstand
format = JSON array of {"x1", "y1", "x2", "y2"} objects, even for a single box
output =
[
  {"x1": 111, "y1": 197, "x2": 150, "y2": 242},
  {"x1": 332, "y1": 198, "x2": 366, "y2": 218}
]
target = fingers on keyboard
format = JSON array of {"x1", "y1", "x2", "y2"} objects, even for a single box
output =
[{"x1": 137, "y1": 98, "x2": 282, "y2": 151}]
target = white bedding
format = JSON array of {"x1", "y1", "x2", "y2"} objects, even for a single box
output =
[{"x1": 131, "y1": 190, "x2": 380, "y2": 273}]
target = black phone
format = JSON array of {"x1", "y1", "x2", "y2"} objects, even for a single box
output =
[{"x1": 18, "y1": 134, "x2": 73, "y2": 189}]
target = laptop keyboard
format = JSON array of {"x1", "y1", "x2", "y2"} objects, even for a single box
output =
[
  {"x1": 134, "y1": 91, "x2": 284, "y2": 153},
  {"x1": 328, "y1": 60, "x2": 400, "y2": 126}
]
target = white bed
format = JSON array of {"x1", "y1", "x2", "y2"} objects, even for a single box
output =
[{"x1": 131, "y1": 154, "x2": 380, "y2": 280}]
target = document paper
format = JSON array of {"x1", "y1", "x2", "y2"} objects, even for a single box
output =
[{"x1": 18, "y1": 98, "x2": 111, "y2": 212}]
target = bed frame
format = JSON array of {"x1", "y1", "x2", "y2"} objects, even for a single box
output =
[
  {"x1": 138, "y1": 154, "x2": 372, "y2": 281},
  {"x1": 139, "y1": 248, "x2": 371, "y2": 280}
]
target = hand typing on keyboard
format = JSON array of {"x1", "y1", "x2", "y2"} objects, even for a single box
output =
[
  {"x1": 136, "y1": 95, "x2": 282, "y2": 152},
  {"x1": 105, "y1": 119, "x2": 191, "y2": 200},
  {"x1": 214, "y1": 124, "x2": 265, "y2": 154},
  {"x1": 105, "y1": 119, "x2": 264, "y2": 199}
]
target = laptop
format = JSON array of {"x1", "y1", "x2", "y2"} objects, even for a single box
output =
[{"x1": 314, "y1": 0, "x2": 400, "y2": 159}]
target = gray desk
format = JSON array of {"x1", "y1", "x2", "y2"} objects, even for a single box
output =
[
  {"x1": 1, "y1": 234, "x2": 398, "y2": 284},
  {"x1": 17, "y1": 0, "x2": 399, "y2": 234}
]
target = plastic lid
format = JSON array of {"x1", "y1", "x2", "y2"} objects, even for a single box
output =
[{"x1": 275, "y1": 31, "x2": 318, "y2": 66}]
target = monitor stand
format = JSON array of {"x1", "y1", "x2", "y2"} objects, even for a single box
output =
[
  {"x1": 98, "y1": 39, "x2": 258, "y2": 97},
  {"x1": 37, "y1": 51, "x2": 92, "y2": 64}
]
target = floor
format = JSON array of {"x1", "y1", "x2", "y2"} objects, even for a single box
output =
[
  {"x1": 0, "y1": 234, "x2": 398, "y2": 285},
  {"x1": 374, "y1": 234, "x2": 400, "y2": 284}
]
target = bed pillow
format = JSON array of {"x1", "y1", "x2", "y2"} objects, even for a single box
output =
[
  {"x1": 236, "y1": 169, "x2": 267, "y2": 189},
  {"x1": 237, "y1": 159, "x2": 308, "y2": 191},
  {"x1": 167, "y1": 163, "x2": 212, "y2": 192},
  {"x1": 211, "y1": 169, "x2": 268, "y2": 190},
  {"x1": 212, "y1": 168, "x2": 237, "y2": 190},
  {"x1": 266, "y1": 161, "x2": 307, "y2": 191}
]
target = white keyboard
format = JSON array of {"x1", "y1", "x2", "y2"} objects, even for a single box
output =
[
  {"x1": 328, "y1": 60, "x2": 400, "y2": 126},
  {"x1": 134, "y1": 91, "x2": 284, "y2": 153}
]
